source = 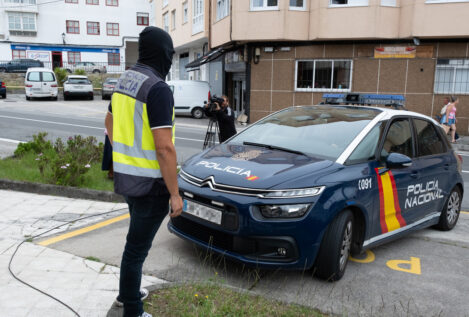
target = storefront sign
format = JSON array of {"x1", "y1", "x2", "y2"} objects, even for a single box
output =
[
  {"x1": 374, "y1": 46, "x2": 416, "y2": 59},
  {"x1": 11, "y1": 44, "x2": 119, "y2": 54},
  {"x1": 26, "y1": 51, "x2": 50, "y2": 62}
]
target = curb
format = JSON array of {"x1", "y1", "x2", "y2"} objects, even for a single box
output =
[{"x1": 0, "y1": 178, "x2": 124, "y2": 203}]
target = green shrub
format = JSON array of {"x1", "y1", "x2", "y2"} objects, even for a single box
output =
[
  {"x1": 54, "y1": 68, "x2": 68, "y2": 86},
  {"x1": 74, "y1": 69, "x2": 87, "y2": 75},
  {"x1": 14, "y1": 132, "x2": 52, "y2": 157}
]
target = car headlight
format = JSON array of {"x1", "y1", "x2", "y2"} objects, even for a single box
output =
[
  {"x1": 259, "y1": 186, "x2": 325, "y2": 198},
  {"x1": 260, "y1": 204, "x2": 311, "y2": 218}
]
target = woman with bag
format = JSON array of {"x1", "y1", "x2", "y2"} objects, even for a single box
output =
[{"x1": 442, "y1": 96, "x2": 459, "y2": 143}]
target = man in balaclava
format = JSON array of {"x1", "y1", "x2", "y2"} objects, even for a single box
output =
[{"x1": 105, "y1": 26, "x2": 182, "y2": 317}]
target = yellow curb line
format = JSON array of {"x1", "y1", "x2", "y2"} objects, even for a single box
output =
[
  {"x1": 38, "y1": 213, "x2": 129, "y2": 246},
  {"x1": 461, "y1": 211, "x2": 469, "y2": 215}
]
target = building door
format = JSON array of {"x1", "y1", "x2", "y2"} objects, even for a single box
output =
[
  {"x1": 179, "y1": 53, "x2": 189, "y2": 80},
  {"x1": 52, "y1": 51, "x2": 63, "y2": 69},
  {"x1": 232, "y1": 72, "x2": 246, "y2": 117}
]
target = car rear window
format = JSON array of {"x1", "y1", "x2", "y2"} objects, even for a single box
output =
[
  {"x1": 69, "y1": 78, "x2": 90, "y2": 84},
  {"x1": 27, "y1": 72, "x2": 41, "y2": 82},
  {"x1": 230, "y1": 106, "x2": 380, "y2": 161},
  {"x1": 42, "y1": 72, "x2": 55, "y2": 82}
]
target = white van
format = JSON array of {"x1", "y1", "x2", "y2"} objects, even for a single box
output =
[
  {"x1": 25, "y1": 68, "x2": 58, "y2": 100},
  {"x1": 167, "y1": 80, "x2": 210, "y2": 119}
]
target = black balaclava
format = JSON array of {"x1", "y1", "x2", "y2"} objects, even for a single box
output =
[{"x1": 137, "y1": 26, "x2": 175, "y2": 78}]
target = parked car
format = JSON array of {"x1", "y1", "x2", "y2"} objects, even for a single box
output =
[
  {"x1": 63, "y1": 75, "x2": 94, "y2": 100},
  {"x1": 66, "y1": 62, "x2": 107, "y2": 74},
  {"x1": 170, "y1": 101, "x2": 463, "y2": 281},
  {"x1": 0, "y1": 78, "x2": 6, "y2": 99},
  {"x1": 25, "y1": 68, "x2": 58, "y2": 100},
  {"x1": 0, "y1": 59, "x2": 44, "y2": 73},
  {"x1": 102, "y1": 77, "x2": 118, "y2": 100},
  {"x1": 167, "y1": 80, "x2": 210, "y2": 119}
]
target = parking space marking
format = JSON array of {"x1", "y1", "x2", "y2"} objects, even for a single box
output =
[
  {"x1": 350, "y1": 249, "x2": 375, "y2": 263},
  {"x1": 462, "y1": 211, "x2": 469, "y2": 215},
  {"x1": 386, "y1": 257, "x2": 422, "y2": 275},
  {"x1": 38, "y1": 213, "x2": 129, "y2": 246}
]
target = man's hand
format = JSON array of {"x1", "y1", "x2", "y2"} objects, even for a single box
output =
[
  {"x1": 215, "y1": 102, "x2": 221, "y2": 111},
  {"x1": 169, "y1": 194, "x2": 183, "y2": 218}
]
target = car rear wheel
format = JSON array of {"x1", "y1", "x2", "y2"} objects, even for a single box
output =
[
  {"x1": 92, "y1": 69, "x2": 100, "y2": 74},
  {"x1": 191, "y1": 107, "x2": 204, "y2": 119},
  {"x1": 1, "y1": 94, "x2": 5, "y2": 99},
  {"x1": 89, "y1": 94, "x2": 94, "y2": 100},
  {"x1": 0, "y1": 68, "x2": 6, "y2": 73},
  {"x1": 52, "y1": 96, "x2": 58, "y2": 101},
  {"x1": 435, "y1": 187, "x2": 461, "y2": 231},
  {"x1": 66, "y1": 69, "x2": 72, "y2": 73},
  {"x1": 314, "y1": 209, "x2": 353, "y2": 281},
  {"x1": 26, "y1": 96, "x2": 30, "y2": 101}
]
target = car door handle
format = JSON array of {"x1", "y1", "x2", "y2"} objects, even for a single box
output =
[{"x1": 410, "y1": 171, "x2": 419, "y2": 178}]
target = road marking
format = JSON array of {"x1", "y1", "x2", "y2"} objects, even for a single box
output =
[
  {"x1": 462, "y1": 171, "x2": 469, "y2": 174},
  {"x1": 386, "y1": 257, "x2": 421, "y2": 275},
  {"x1": 350, "y1": 249, "x2": 375, "y2": 263},
  {"x1": 38, "y1": 213, "x2": 129, "y2": 246},
  {"x1": 461, "y1": 211, "x2": 469, "y2": 215},
  {"x1": 0, "y1": 137, "x2": 22, "y2": 144},
  {"x1": 0, "y1": 114, "x2": 103, "y2": 130}
]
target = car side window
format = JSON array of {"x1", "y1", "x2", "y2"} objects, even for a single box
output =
[
  {"x1": 380, "y1": 118, "x2": 413, "y2": 159},
  {"x1": 27, "y1": 72, "x2": 40, "y2": 82},
  {"x1": 42, "y1": 72, "x2": 55, "y2": 82},
  {"x1": 346, "y1": 121, "x2": 385, "y2": 165},
  {"x1": 414, "y1": 119, "x2": 446, "y2": 156}
]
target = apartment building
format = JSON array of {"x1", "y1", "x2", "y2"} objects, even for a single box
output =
[
  {"x1": 0, "y1": 0, "x2": 154, "y2": 72},
  {"x1": 161, "y1": 0, "x2": 469, "y2": 132},
  {"x1": 155, "y1": 0, "x2": 226, "y2": 96}
]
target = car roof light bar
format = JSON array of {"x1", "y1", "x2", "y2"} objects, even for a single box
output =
[{"x1": 322, "y1": 93, "x2": 406, "y2": 110}]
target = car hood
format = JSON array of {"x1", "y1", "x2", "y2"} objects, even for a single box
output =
[{"x1": 181, "y1": 144, "x2": 339, "y2": 189}]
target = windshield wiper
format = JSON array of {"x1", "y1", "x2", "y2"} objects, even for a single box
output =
[{"x1": 243, "y1": 141, "x2": 309, "y2": 157}]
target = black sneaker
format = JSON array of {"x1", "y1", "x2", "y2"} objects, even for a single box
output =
[{"x1": 114, "y1": 288, "x2": 149, "y2": 307}]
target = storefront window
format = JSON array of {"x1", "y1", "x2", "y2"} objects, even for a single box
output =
[
  {"x1": 434, "y1": 59, "x2": 469, "y2": 94},
  {"x1": 296, "y1": 60, "x2": 352, "y2": 92}
]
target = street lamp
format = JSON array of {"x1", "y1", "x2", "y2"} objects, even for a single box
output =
[{"x1": 62, "y1": 32, "x2": 66, "y2": 45}]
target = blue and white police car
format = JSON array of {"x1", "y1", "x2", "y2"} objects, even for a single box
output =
[{"x1": 169, "y1": 95, "x2": 463, "y2": 281}]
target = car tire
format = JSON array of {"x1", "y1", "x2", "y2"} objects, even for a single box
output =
[
  {"x1": 66, "y1": 69, "x2": 72, "y2": 73},
  {"x1": 52, "y1": 96, "x2": 58, "y2": 101},
  {"x1": 0, "y1": 68, "x2": 6, "y2": 73},
  {"x1": 314, "y1": 209, "x2": 354, "y2": 281},
  {"x1": 1, "y1": 94, "x2": 5, "y2": 99},
  {"x1": 26, "y1": 96, "x2": 30, "y2": 101},
  {"x1": 90, "y1": 94, "x2": 94, "y2": 100},
  {"x1": 92, "y1": 70, "x2": 100, "y2": 74},
  {"x1": 64, "y1": 95, "x2": 68, "y2": 101},
  {"x1": 191, "y1": 107, "x2": 204, "y2": 119},
  {"x1": 435, "y1": 186, "x2": 461, "y2": 231}
]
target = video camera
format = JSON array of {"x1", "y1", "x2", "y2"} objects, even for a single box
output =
[{"x1": 205, "y1": 95, "x2": 225, "y2": 114}]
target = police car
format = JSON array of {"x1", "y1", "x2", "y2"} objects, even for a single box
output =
[{"x1": 169, "y1": 94, "x2": 463, "y2": 281}]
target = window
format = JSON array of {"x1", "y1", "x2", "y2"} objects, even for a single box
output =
[
  {"x1": 426, "y1": 0, "x2": 469, "y2": 3},
  {"x1": 217, "y1": 0, "x2": 230, "y2": 20},
  {"x1": 12, "y1": 50, "x2": 26, "y2": 60},
  {"x1": 86, "y1": 0, "x2": 99, "y2": 4},
  {"x1": 66, "y1": 20, "x2": 79, "y2": 34},
  {"x1": 192, "y1": 0, "x2": 204, "y2": 34},
  {"x1": 65, "y1": 0, "x2": 78, "y2": 3},
  {"x1": 8, "y1": 12, "x2": 36, "y2": 32},
  {"x1": 330, "y1": 0, "x2": 369, "y2": 6},
  {"x1": 68, "y1": 52, "x2": 81, "y2": 64},
  {"x1": 346, "y1": 122, "x2": 386, "y2": 165},
  {"x1": 42, "y1": 72, "x2": 55, "y2": 82},
  {"x1": 250, "y1": 0, "x2": 278, "y2": 10},
  {"x1": 107, "y1": 23, "x2": 119, "y2": 36},
  {"x1": 183, "y1": 1, "x2": 188, "y2": 23},
  {"x1": 87, "y1": 22, "x2": 100, "y2": 35},
  {"x1": 414, "y1": 119, "x2": 446, "y2": 156},
  {"x1": 106, "y1": 0, "x2": 118, "y2": 6},
  {"x1": 381, "y1": 0, "x2": 396, "y2": 5},
  {"x1": 290, "y1": 0, "x2": 306, "y2": 10},
  {"x1": 137, "y1": 12, "x2": 149, "y2": 26},
  {"x1": 171, "y1": 10, "x2": 176, "y2": 30},
  {"x1": 163, "y1": 12, "x2": 169, "y2": 32},
  {"x1": 5, "y1": 0, "x2": 36, "y2": 3},
  {"x1": 108, "y1": 53, "x2": 120, "y2": 65},
  {"x1": 380, "y1": 119, "x2": 413, "y2": 159},
  {"x1": 296, "y1": 60, "x2": 352, "y2": 91},
  {"x1": 27, "y1": 71, "x2": 40, "y2": 82},
  {"x1": 434, "y1": 59, "x2": 469, "y2": 94},
  {"x1": 163, "y1": 0, "x2": 168, "y2": 7}
]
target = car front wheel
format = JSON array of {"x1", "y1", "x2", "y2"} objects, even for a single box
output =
[
  {"x1": 435, "y1": 187, "x2": 461, "y2": 231},
  {"x1": 92, "y1": 69, "x2": 100, "y2": 74},
  {"x1": 0, "y1": 68, "x2": 6, "y2": 73},
  {"x1": 191, "y1": 107, "x2": 204, "y2": 119},
  {"x1": 314, "y1": 209, "x2": 354, "y2": 281}
]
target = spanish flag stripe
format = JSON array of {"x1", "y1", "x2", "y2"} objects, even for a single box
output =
[
  {"x1": 381, "y1": 172, "x2": 401, "y2": 232},
  {"x1": 388, "y1": 171, "x2": 407, "y2": 227},
  {"x1": 375, "y1": 168, "x2": 388, "y2": 233}
]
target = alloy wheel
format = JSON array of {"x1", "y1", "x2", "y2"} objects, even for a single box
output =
[
  {"x1": 446, "y1": 191, "x2": 460, "y2": 225},
  {"x1": 339, "y1": 220, "x2": 352, "y2": 271}
]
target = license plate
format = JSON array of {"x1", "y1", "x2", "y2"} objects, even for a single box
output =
[
  {"x1": 73, "y1": 85, "x2": 83, "y2": 89},
  {"x1": 183, "y1": 200, "x2": 222, "y2": 225},
  {"x1": 32, "y1": 88, "x2": 41, "y2": 91}
]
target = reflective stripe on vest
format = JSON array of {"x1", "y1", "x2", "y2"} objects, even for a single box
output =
[{"x1": 112, "y1": 91, "x2": 174, "y2": 179}]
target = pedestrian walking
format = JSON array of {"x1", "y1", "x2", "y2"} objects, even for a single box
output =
[
  {"x1": 104, "y1": 26, "x2": 183, "y2": 317},
  {"x1": 442, "y1": 96, "x2": 459, "y2": 143},
  {"x1": 101, "y1": 128, "x2": 113, "y2": 179}
]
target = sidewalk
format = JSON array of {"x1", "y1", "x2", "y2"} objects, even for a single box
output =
[{"x1": 0, "y1": 190, "x2": 165, "y2": 317}]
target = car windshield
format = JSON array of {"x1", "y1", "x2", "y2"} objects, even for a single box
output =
[
  {"x1": 69, "y1": 78, "x2": 90, "y2": 84},
  {"x1": 230, "y1": 106, "x2": 381, "y2": 161},
  {"x1": 105, "y1": 79, "x2": 118, "y2": 84}
]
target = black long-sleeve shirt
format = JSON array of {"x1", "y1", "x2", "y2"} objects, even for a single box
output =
[{"x1": 215, "y1": 106, "x2": 237, "y2": 142}]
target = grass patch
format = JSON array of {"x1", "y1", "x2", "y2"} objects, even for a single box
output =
[
  {"x1": 0, "y1": 151, "x2": 113, "y2": 192},
  {"x1": 85, "y1": 256, "x2": 101, "y2": 262},
  {"x1": 144, "y1": 283, "x2": 325, "y2": 317}
]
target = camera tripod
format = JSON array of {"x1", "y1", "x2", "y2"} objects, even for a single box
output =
[{"x1": 203, "y1": 118, "x2": 220, "y2": 149}]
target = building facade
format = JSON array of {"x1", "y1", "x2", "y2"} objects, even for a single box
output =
[{"x1": 0, "y1": 0, "x2": 154, "y2": 72}]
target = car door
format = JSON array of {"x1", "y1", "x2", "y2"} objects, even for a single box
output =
[
  {"x1": 410, "y1": 118, "x2": 449, "y2": 219},
  {"x1": 41, "y1": 71, "x2": 56, "y2": 94},
  {"x1": 376, "y1": 118, "x2": 420, "y2": 232},
  {"x1": 27, "y1": 71, "x2": 42, "y2": 94}
]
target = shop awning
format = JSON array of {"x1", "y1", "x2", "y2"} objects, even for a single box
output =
[{"x1": 185, "y1": 47, "x2": 225, "y2": 70}]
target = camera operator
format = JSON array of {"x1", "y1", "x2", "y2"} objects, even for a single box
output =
[{"x1": 204, "y1": 95, "x2": 237, "y2": 142}]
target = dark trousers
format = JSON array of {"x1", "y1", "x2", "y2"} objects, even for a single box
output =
[{"x1": 119, "y1": 194, "x2": 169, "y2": 317}]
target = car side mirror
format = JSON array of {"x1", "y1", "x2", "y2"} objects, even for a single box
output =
[{"x1": 386, "y1": 152, "x2": 412, "y2": 169}]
